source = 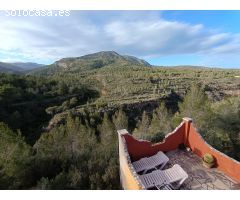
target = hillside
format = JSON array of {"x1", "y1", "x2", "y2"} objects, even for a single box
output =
[
  {"x1": 26, "y1": 51, "x2": 240, "y2": 131},
  {"x1": 0, "y1": 61, "x2": 43, "y2": 73},
  {"x1": 28, "y1": 52, "x2": 239, "y2": 104},
  {"x1": 11, "y1": 62, "x2": 44, "y2": 70},
  {"x1": 27, "y1": 51, "x2": 240, "y2": 106},
  {"x1": 0, "y1": 62, "x2": 24, "y2": 74},
  {"x1": 29, "y1": 51, "x2": 151, "y2": 76}
]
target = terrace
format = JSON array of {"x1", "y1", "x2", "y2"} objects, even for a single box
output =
[
  {"x1": 165, "y1": 149, "x2": 239, "y2": 189},
  {"x1": 117, "y1": 118, "x2": 240, "y2": 190}
]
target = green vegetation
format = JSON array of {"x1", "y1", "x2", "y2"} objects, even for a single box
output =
[
  {"x1": 0, "y1": 51, "x2": 240, "y2": 189},
  {"x1": 0, "y1": 73, "x2": 99, "y2": 144},
  {"x1": 203, "y1": 153, "x2": 215, "y2": 168},
  {"x1": 203, "y1": 154, "x2": 215, "y2": 164}
]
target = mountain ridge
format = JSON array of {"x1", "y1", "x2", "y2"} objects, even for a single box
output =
[
  {"x1": 11, "y1": 62, "x2": 44, "y2": 70},
  {"x1": 29, "y1": 51, "x2": 151, "y2": 76},
  {"x1": 0, "y1": 61, "x2": 43, "y2": 74}
]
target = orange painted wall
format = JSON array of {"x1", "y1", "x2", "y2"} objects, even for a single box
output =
[
  {"x1": 120, "y1": 119, "x2": 240, "y2": 184},
  {"x1": 123, "y1": 123, "x2": 185, "y2": 161},
  {"x1": 118, "y1": 130, "x2": 143, "y2": 190},
  {"x1": 185, "y1": 122, "x2": 240, "y2": 182}
]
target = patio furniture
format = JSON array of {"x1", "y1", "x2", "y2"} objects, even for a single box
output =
[
  {"x1": 132, "y1": 151, "x2": 169, "y2": 174},
  {"x1": 139, "y1": 164, "x2": 188, "y2": 189}
]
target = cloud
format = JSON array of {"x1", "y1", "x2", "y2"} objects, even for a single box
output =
[
  {"x1": 0, "y1": 11, "x2": 240, "y2": 64},
  {"x1": 104, "y1": 19, "x2": 240, "y2": 57}
]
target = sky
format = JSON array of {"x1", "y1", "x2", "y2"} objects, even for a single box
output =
[{"x1": 0, "y1": 10, "x2": 240, "y2": 68}]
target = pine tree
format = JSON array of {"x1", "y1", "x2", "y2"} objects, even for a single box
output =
[
  {"x1": 99, "y1": 113, "x2": 116, "y2": 146},
  {"x1": 133, "y1": 111, "x2": 150, "y2": 139},
  {"x1": 0, "y1": 122, "x2": 33, "y2": 189},
  {"x1": 178, "y1": 84, "x2": 213, "y2": 131},
  {"x1": 112, "y1": 108, "x2": 128, "y2": 130},
  {"x1": 148, "y1": 103, "x2": 173, "y2": 142}
]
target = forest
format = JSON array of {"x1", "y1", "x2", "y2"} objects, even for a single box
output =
[{"x1": 0, "y1": 51, "x2": 240, "y2": 189}]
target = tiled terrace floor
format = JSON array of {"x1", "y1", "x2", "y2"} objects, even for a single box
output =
[{"x1": 165, "y1": 149, "x2": 240, "y2": 190}]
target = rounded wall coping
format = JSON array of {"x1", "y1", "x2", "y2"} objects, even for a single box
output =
[
  {"x1": 183, "y1": 117, "x2": 193, "y2": 122},
  {"x1": 118, "y1": 121, "x2": 185, "y2": 147},
  {"x1": 164, "y1": 121, "x2": 185, "y2": 139}
]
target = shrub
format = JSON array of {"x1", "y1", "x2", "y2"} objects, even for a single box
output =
[{"x1": 203, "y1": 153, "x2": 214, "y2": 164}]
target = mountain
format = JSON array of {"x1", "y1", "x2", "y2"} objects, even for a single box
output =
[
  {"x1": 123, "y1": 55, "x2": 151, "y2": 66},
  {"x1": 10, "y1": 62, "x2": 44, "y2": 70},
  {"x1": 170, "y1": 65, "x2": 221, "y2": 70},
  {"x1": 29, "y1": 51, "x2": 151, "y2": 76},
  {"x1": 0, "y1": 62, "x2": 24, "y2": 74},
  {"x1": 0, "y1": 61, "x2": 44, "y2": 74}
]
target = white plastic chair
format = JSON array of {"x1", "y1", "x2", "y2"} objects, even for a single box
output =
[
  {"x1": 132, "y1": 151, "x2": 169, "y2": 174},
  {"x1": 139, "y1": 164, "x2": 188, "y2": 189}
]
